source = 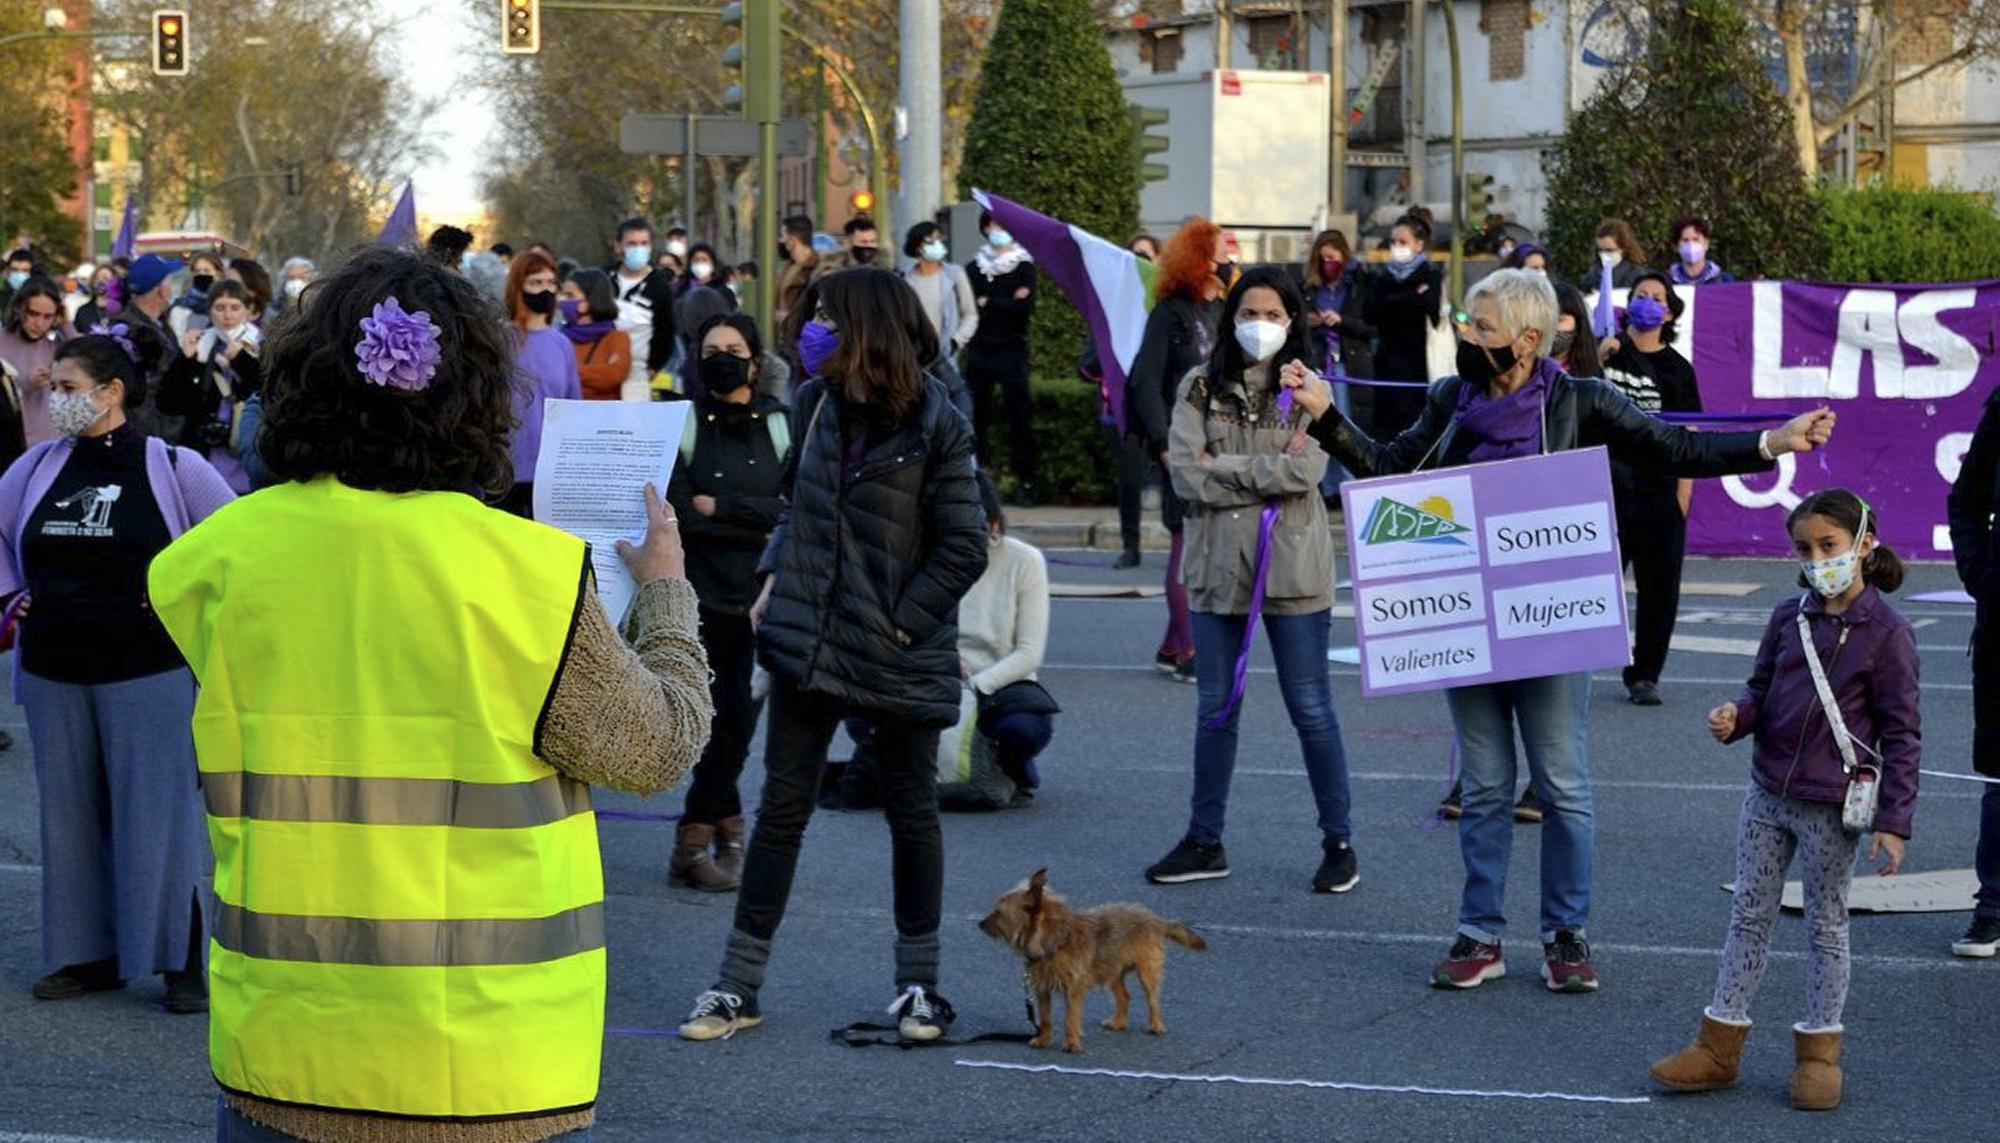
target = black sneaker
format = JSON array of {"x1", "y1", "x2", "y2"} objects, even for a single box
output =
[
  {"x1": 1312, "y1": 840, "x2": 1359, "y2": 893},
  {"x1": 887, "y1": 985, "x2": 955, "y2": 1042},
  {"x1": 164, "y1": 971, "x2": 208, "y2": 1014},
  {"x1": 1438, "y1": 783, "x2": 1463, "y2": 820},
  {"x1": 1145, "y1": 837, "x2": 1229, "y2": 884},
  {"x1": 1112, "y1": 549, "x2": 1143, "y2": 570},
  {"x1": 1627, "y1": 680, "x2": 1663, "y2": 706},
  {"x1": 1952, "y1": 915, "x2": 2000, "y2": 958},
  {"x1": 1513, "y1": 786, "x2": 1544, "y2": 824},
  {"x1": 31, "y1": 959, "x2": 124, "y2": 1000},
  {"x1": 679, "y1": 988, "x2": 762, "y2": 1041},
  {"x1": 1172, "y1": 657, "x2": 1197, "y2": 685}
]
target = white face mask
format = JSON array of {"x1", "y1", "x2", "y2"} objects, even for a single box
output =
[
  {"x1": 1389, "y1": 243, "x2": 1415, "y2": 265},
  {"x1": 49, "y1": 388, "x2": 108, "y2": 437},
  {"x1": 665, "y1": 239, "x2": 689, "y2": 259},
  {"x1": 1234, "y1": 319, "x2": 1288, "y2": 362},
  {"x1": 1801, "y1": 507, "x2": 1871, "y2": 599},
  {"x1": 690, "y1": 261, "x2": 714, "y2": 282},
  {"x1": 1598, "y1": 250, "x2": 1623, "y2": 269},
  {"x1": 283, "y1": 277, "x2": 307, "y2": 300}
]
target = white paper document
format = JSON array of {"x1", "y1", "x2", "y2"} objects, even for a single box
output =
[{"x1": 532, "y1": 398, "x2": 692, "y2": 624}]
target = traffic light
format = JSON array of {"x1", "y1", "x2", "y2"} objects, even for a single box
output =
[
  {"x1": 1127, "y1": 104, "x2": 1170, "y2": 185},
  {"x1": 502, "y1": 0, "x2": 539, "y2": 54},
  {"x1": 151, "y1": 9, "x2": 188, "y2": 76},
  {"x1": 721, "y1": 1, "x2": 780, "y2": 123},
  {"x1": 849, "y1": 190, "x2": 875, "y2": 214},
  {"x1": 1463, "y1": 171, "x2": 1496, "y2": 219}
]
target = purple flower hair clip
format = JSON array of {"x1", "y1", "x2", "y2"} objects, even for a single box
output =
[
  {"x1": 355, "y1": 295, "x2": 442, "y2": 391},
  {"x1": 87, "y1": 321, "x2": 139, "y2": 363}
]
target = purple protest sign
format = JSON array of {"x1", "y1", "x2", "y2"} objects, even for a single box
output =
[
  {"x1": 1340, "y1": 448, "x2": 1631, "y2": 697},
  {"x1": 1669, "y1": 280, "x2": 2000, "y2": 560}
]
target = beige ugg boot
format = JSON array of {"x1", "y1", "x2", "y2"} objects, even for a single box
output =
[
  {"x1": 1649, "y1": 1012, "x2": 1752, "y2": 1092},
  {"x1": 1790, "y1": 1026, "x2": 1843, "y2": 1110}
]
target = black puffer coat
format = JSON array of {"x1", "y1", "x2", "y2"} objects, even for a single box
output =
[
  {"x1": 756, "y1": 375, "x2": 986, "y2": 726},
  {"x1": 1947, "y1": 385, "x2": 2000, "y2": 775}
]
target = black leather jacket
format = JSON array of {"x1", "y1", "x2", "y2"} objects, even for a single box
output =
[{"x1": 1310, "y1": 366, "x2": 1774, "y2": 481}]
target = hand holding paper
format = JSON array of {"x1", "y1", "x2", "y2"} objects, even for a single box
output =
[{"x1": 615, "y1": 482, "x2": 686, "y2": 583}]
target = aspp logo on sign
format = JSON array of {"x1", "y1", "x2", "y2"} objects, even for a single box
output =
[{"x1": 1360, "y1": 494, "x2": 1472, "y2": 548}]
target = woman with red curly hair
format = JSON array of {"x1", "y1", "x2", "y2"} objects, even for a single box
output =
[
  {"x1": 500, "y1": 250, "x2": 581, "y2": 516},
  {"x1": 1125, "y1": 218, "x2": 1229, "y2": 682}
]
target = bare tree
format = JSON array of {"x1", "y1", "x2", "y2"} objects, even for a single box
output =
[{"x1": 1764, "y1": 0, "x2": 2000, "y2": 180}]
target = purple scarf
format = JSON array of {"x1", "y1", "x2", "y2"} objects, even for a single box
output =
[
  {"x1": 558, "y1": 319, "x2": 620, "y2": 346},
  {"x1": 1455, "y1": 356, "x2": 1557, "y2": 462}
]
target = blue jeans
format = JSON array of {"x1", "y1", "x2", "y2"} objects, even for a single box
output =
[
  {"x1": 981, "y1": 709, "x2": 1053, "y2": 790},
  {"x1": 1977, "y1": 784, "x2": 2000, "y2": 920},
  {"x1": 1444, "y1": 672, "x2": 1594, "y2": 944},
  {"x1": 1187, "y1": 608, "x2": 1353, "y2": 846},
  {"x1": 217, "y1": 1098, "x2": 591, "y2": 1140}
]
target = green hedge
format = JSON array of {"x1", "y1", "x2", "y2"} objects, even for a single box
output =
[
  {"x1": 1815, "y1": 184, "x2": 2000, "y2": 283},
  {"x1": 986, "y1": 375, "x2": 1117, "y2": 505}
]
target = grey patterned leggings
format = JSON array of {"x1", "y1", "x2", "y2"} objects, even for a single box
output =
[{"x1": 1708, "y1": 786, "x2": 1858, "y2": 1030}]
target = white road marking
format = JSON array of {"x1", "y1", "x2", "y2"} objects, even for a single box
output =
[{"x1": 953, "y1": 1059, "x2": 1652, "y2": 1105}]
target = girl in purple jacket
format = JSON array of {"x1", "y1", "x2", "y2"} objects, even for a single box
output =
[{"x1": 1651, "y1": 489, "x2": 1920, "y2": 1112}]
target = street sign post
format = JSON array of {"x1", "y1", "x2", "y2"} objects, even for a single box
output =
[{"x1": 618, "y1": 114, "x2": 810, "y2": 157}]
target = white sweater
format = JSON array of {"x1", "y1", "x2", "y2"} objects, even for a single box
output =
[{"x1": 957, "y1": 534, "x2": 1049, "y2": 695}]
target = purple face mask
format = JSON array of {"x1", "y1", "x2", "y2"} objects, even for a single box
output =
[
  {"x1": 558, "y1": 297, "x2": 583, "y2": 324},
  {"x1": 798, "y1": 320, "x2": 839, "y2": 377},
  {"x1": 1627, "y1": 295, "x2": 1668, "y2": 331}
]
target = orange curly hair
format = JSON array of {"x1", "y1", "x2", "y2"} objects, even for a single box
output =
[{"x1": 1153, "y1": 217, "x2": 1222, "y2": 305}]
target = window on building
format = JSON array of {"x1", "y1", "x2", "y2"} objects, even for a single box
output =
[
  {"x1": 1151, "y1": 28, "x2": 1183, "y2": 74},
  {"x1": 1246, "y1": 15, "x2": 1292, "y2": 69},
  {"x1": 1481, "y1": 0, "x2": 1528, "y2": 82}
]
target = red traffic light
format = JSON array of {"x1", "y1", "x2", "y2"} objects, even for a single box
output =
[{"x1": 152, "y1": 9, "x2": 189, "y2": 76}]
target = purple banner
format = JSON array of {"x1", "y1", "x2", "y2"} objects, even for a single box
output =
[
  {"x1": 1340, "y1": 448, "x2": 1631, "y2": 697},
  {"x1": 1666, "y1": 280, "x2": 2000, "y2": 560}
]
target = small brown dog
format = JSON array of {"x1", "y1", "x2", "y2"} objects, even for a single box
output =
[{"x1": 978, "y1": 869, "x2": 1207, "y2": 1053}]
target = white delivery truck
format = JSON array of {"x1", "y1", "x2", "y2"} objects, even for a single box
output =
[{"x1": 1121, "y1": 70, "x2": 1332, "y2": 265}]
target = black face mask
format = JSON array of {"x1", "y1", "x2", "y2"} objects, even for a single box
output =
[
  {"x1": 1550, "y1": 329, "x2": 1576, "y2": 359},
  {"x1": 191, "y1": 274, "x2": 215, "y2": 293},
  {"x1": 1455, "y1": 335, "x2": 1520, "y2": 385},
  {"x1": 850, "y1": 246, "x2": 878, "y2": 265},
  {"x1": 523, "y1": 289, "x2": 556, "y2": 315},
  {"x1": 703, "y1": 352, "x2": 752, "y2": 394}
]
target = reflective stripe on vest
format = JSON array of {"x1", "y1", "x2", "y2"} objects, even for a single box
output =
[{"x1": 149, "y1": 477, "x2": 601, "y2": 1120}]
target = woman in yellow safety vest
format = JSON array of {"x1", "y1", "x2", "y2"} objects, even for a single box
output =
[{"x1": 149, "y1": 247, "x2": 716, "y2": 1143}]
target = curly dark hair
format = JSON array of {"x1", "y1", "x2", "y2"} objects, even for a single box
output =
[{"x1": 258, "y1": 246, "x2": 518, "y2": 497}]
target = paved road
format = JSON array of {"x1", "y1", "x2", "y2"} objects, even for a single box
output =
[{"x1": 0, "y1": 554, "x2": 1991, "y2": 1141}]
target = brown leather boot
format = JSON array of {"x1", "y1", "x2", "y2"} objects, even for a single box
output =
[
  {"x1": 669, "y1": 823, "x2": 737, "y2": 892},
  {"x1": 1790, "y1": 1026, "x2": 1842, "y2": 1110},
  {"x1": 1649, "y1": 1013, "x2": 1752, "y2": 1092},
  {"x1": 714, "y1": 816, "x2": 747, "y2": 882}
]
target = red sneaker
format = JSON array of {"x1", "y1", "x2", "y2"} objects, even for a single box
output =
[
  {"x1": 1431, "y1": 935, "x2": 1506, "y2": 989},
  {"x1": 1542, "y1": 930, "x2": 1600, "y2": 993}
]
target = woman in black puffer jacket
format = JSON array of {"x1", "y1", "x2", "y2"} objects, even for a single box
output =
[{"x1": 680, "y1": 267, "x2": 987, "y2": 1045}]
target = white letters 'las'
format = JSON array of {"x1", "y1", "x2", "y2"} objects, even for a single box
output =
[
  {"x1": 1831, "y1": 289, "x2": 1901, "y2": 396},
  {"x1": 1899, "y1": 289, "x2": 1979, "y2": 399},
  {"x1": 1752, "y1": 282, "x2": 1838, "y2": 398}
]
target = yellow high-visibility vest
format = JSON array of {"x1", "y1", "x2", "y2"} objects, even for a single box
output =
[{"x1": 150, "y1": 476, "x2": 603, "y2": 1120}]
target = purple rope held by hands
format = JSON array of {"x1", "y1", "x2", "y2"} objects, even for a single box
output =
[{"x1": 1204, "y1": 388, "x2": 1295, "y2": 731}]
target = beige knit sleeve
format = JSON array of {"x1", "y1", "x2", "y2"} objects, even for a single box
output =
[{"x1": 537, "y1": 574, "x2": 714, "y2": 796}]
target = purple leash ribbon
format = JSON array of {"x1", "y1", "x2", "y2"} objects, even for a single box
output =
[{"x1": 1204, "y1": 388, "x2": 1295, "y2": 731}]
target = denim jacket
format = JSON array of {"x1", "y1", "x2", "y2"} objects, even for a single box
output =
[{"x1": 1728, "y1": 587, "x2": 1922, "y2": 838}]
